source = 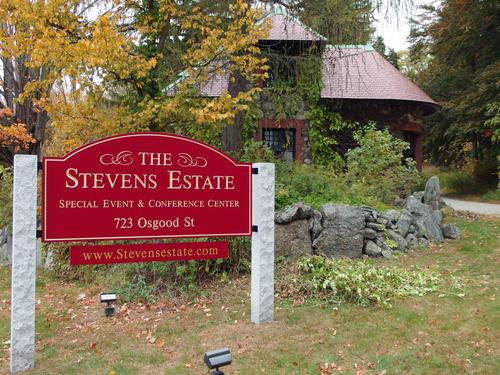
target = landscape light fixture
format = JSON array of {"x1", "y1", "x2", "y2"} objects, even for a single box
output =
[
  {"x1": 203, "y1": 347, "x2": 232, "y2": 375},
  {"x1": 99, "y1": 292, "x2": 117, "y2": 317}
]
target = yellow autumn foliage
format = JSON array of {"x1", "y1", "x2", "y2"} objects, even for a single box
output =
[
  {"x1": 0, "y1": 124, "x2": 35, "y2": 153},
  {"x1": 1, "y1": 0, "x2": 270, "y2": 153}
]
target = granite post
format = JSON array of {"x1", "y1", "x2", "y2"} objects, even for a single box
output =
[
  {"x1": 10, "y1": 155, "x2": 37, "y2": 373},
  {"x1": 251, "y1": 163, "x2": 275, "y2": 324}
]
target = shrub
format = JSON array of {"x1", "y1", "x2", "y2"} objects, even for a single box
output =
[
  {"x1": 43, "y1": 242, "x2": 102, "y2": 282},
  {"x1": 481, "y1": 189, "x2": 500, "y2": 202},
  {"x1": 436, "y1": 169, "x2": 478, "y2": 195},
  {"x1": 473, "y1": 153, "x2": 499, "y2": 189},
  {"x1": 0, "y1": 166, "x2": 13, "y2": 229},
  {"x1": 345, "y1": 124, "x2": 422, "y2": 203},
  {"x1": 238, "y1": 140, "x2": 275, "y2": 163},
  {"x1": 296, "y1": 256, "x2": 451, "y2": 308},
  {"x1": 275, "y1": 162, "x2": 387, "y2": 210},
  {"x1": 423, "y1": 162, "x2": 492, "y2": 195},
  {"x1": 498, "y1": 155, "x2": 500, "y2": 190}
]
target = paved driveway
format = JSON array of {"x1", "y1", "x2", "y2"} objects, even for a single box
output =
[{"x1": 443, "y1": 197, "x2": 500, "y2": 216}]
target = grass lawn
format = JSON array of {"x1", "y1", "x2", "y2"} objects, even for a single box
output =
[{"x1": 0, "y1": 214, "x2": 498, "y2": 374}]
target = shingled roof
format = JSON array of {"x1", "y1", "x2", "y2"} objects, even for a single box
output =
[
  {"x1": 167, "y1": 8, "x2": 438, "y2": 113},
  {"x1": 258, "y1": 6, "x2": 327, "y2": 41},
  {"x1": 321, "y1": 45, "x2": 439, "y2": 112}
]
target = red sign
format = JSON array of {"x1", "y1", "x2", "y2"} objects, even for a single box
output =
[
  {"x1": 70, "y1": 241, "x2": 228, "y2": 265},
  {"x1": 42, "y1": 133, "x2": 251, "y2": 242}
]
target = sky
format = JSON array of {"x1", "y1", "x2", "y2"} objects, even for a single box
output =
[{"x1": 374, "y1": 0, "x2": 438, "y2": 51}]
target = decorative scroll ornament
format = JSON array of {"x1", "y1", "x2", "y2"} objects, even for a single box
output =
[
  {"x1": 177, "y1": 153, "x2": 208, "y2": 168},
  {"x1": 99, "y1": 151, "x2": 134, "y2": 166}
]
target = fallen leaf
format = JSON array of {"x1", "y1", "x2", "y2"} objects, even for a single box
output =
[{"x1": 156, "y1": 338, "x2": 166, "y2": 349}]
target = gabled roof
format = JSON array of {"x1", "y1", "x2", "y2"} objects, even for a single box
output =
[
  {"x1": 321, "y1": 45, "x2": 439, "y2": 111},
  {"x1": 258, "y1": 6, "x2": 327, "y2": 41}
]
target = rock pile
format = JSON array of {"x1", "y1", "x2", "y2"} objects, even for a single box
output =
[{"x1": 275, "y1": 177, "x2": 461, "y2": 260}]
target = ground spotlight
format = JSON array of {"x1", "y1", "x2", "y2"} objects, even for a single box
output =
[
  {"x1": 99, "y1": 292, "x2": 117, "y2": 317},
  {"x1": 204, "y1": 347, "x2": 232, "y2": 375}
]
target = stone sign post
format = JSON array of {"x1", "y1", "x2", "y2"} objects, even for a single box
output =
[
  {"x1": 251, "y1": 163, "x2": 275, "y2": 324},
  {"x1": 10, "y1": 155, "x2": 37, "y2": 373}
]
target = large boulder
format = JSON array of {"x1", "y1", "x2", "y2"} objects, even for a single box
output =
[
  {"x1": 275, "y1": 202, "x2": 314, "y2": 224},
  {"x1": 275, "y1": 219, "x2": 313, "y2": 259},
  {"x1": 312, "y1": 204, "x2": 365, "y2": 258},
  {"x1": 395, "y1": 209, "x2": 414, "y2": 237},
  {"x1": 405, "y1": 196, "x2": 444, "y2": 243},
  {"x1": 364, "y1": 240, "x2": 382, "y2": 257},
  {"x1": 442, "y1": 223, "x2": 461, "y2": 239},
  {"x1": 423, "y1": 176, "x2": 441, "y2": 210}
]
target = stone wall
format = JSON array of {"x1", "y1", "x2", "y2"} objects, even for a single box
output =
[{"x1": 275, "y1": 177, "x2": 460, "y2": 260}]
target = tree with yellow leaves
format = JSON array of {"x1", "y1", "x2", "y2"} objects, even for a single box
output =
[
  {"x1": 0, "y1": 0, "x2": 269, "y2": 157},
  {"x1": 0, "y1": 107, "x2": 35, "y2": 164}
]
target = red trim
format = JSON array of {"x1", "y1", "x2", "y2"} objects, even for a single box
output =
[{"x1": 257, "y1": 119, "x2": 305, "y2": 161}]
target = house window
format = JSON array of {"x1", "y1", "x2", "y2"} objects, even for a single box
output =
[{"x1": 263, "y1": 128, "x2": 295, "y2": 161}]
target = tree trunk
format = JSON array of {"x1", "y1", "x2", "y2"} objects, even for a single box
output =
[
  {"x1": 222, "y1": 70, "x2": 248, "y2": 153},
  {"x1": 2, "y1": 57, "x2": 15, "y2": 109},
  {"x1": 1, "y1": 51, "x2": 50, "y2": 161}
]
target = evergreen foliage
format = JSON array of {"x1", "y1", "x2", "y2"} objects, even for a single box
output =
[
  {"x1": 372, "y1": 35, "x2": 400, "y2": 69},
  {"x1": 409, "y1": 0, "x2": 500, "y2": 186}
]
